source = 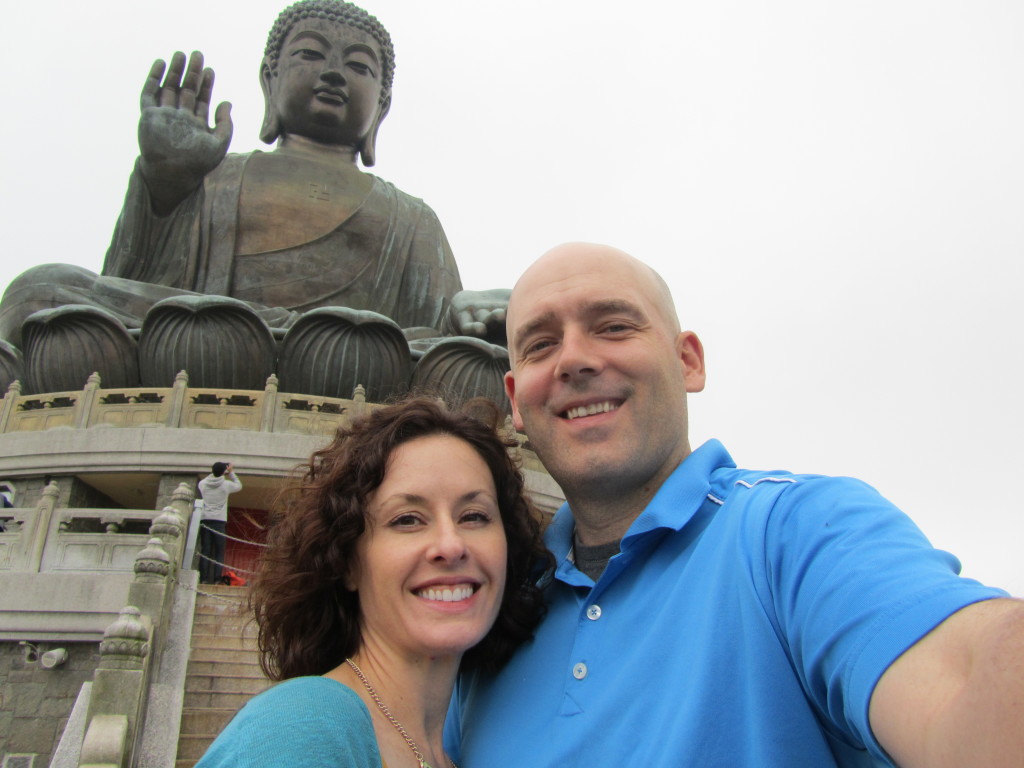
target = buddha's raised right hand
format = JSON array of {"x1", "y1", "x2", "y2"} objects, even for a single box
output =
[{"x1": 138, "y1": 51, "x2": 233, "y2": 216}]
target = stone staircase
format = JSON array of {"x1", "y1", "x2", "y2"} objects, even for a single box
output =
[{"x1": 175, "y1": 585, "x2": 273, "y2": 767}]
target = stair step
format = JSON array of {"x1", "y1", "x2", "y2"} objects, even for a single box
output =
[
  {"x1": 189, "y1": 623, "x2": 259, "y2": 639},
  {"x1": 192, "y1": 606, "x2": 252, "y2": 620},
  {"x1": 184, "y1": 690, "x2": 263, "y2": 710},
  {"x1": 188, "y1": 646, "x2": 262, "y2": 663},
  {"x1": 178, "y1": 734, "x2": 222, "y2": 760},
  {"x1": 185, "y1": 674, "x2": 271, "y2": 695},
  {"x1": 186, "y1": 659, "x2": 265, "y2": 677},
  {"x1": 188, "y1": 634, "x2": 260, "y2": 651},
  {"x1": 179, "y1": 707, "x2": 239, "y2": 737}
]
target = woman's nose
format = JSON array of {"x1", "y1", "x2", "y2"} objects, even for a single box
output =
[{"x1": 428, "y1": 521, "x2": 468, "y2": 563}]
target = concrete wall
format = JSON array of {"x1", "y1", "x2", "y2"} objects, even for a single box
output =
[{"x1": 0, "y1": 641, "x2": 100, "y2": 765}]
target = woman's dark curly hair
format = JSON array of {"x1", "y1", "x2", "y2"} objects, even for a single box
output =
[{"x1": 250, "y1": 396, "x2": 553, "y2": 680}]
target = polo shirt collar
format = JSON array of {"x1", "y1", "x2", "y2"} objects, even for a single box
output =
[
  {"x1": 623, "y1": 439, "x2": 735, "y2": 542},
  {"x1": 544, "y1": 439, "x2": 736, "y2": 571}
]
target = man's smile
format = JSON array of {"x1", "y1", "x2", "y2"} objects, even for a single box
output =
[{"x1": 562, "y1": 400, "x2": 620, "y2": 420}]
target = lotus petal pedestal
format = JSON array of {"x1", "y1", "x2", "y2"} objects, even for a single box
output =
[
  {"x1": 139, "y1": 296, "x2": 276, "y2": 389},
  {"x1": 410, "y1": 336, "x2": 510, "y2": 414},
  {"x1": 22, "y1": 304, "x2": 139, "y2": 394},
  {"x1": 0, "y1": 339, "x2": 24, "y2": 393},
  {"x1": 278, "y1": 307, "x2": 411, "y2": 401}
]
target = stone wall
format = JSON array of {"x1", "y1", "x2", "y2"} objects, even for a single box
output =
[{"x1": 0, "y1": 641, "x2": 100, "y2": 765}]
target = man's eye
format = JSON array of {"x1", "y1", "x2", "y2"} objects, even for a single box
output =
[{"x1": 524, "y1": 339, "x2": 554, "y2": 356}]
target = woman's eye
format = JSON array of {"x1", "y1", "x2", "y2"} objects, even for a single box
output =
[
  {"x1": 389, "y1": 513, "x2": 422, "y2": 528},
  {"x1": 461, "y1": 510, "x2": 494, "y2": 525}
]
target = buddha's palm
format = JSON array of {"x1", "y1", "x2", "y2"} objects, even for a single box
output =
[{"x1": 138, "y1": 51, "x2": 233, "y2": 213}]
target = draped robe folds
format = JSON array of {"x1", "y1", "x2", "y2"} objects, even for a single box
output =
[{"x1": 101, "y1": 152, "x2": 463, "y2": 330}]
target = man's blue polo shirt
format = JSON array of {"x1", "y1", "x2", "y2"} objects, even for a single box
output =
[{"x1": 446, "y1": 440, "x2": 1006, "y2": 767}]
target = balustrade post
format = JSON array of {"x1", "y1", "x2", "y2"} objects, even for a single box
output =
[
  {"x1": 0, "y1": 379, "x2": 22, "y2": 433},
  {"x1": 261, "y1": 373, "x2": 280, "y2": 432},
  {"x1": 25, "y1": 480, "x2": 59, "y2": 572},
  {"x1": 74, "y1": 371, "x2": 101, "y2": 429},
  {"x1": 81, "y1": 606, "x2": 150, "y2": 768},
  {"x1": 166, "y1": 370, "x2": 188, "y2": 427},
  {"x1": 351, "y1": 383, "x2": 369, "y2": 422},
  {"x1": 150, "y1": 507, "x2": 186, "y2": 569}
]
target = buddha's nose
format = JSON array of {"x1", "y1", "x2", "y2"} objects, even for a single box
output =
[
  {"x1": 320, "y1": 53, "x2": 347, "y2": 84},
  {"x1": 320, "y1": 66, "x2": 345, "y2": 85}
]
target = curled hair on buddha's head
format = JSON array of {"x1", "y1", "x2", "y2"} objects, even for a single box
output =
[
  {"x1": 264, "y1": 0, "x2": 396, "y2": 99},
  {"x1": 250, "y1": 396, "x2": 554, "y2": 681}
]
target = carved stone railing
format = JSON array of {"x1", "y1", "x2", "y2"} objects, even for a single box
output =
[
  {"x1": 0, "y1": 483, "x2": 176, "y2": 574},
  {"x1": 73, "y1": 484, "x2": 191, "y2": 768},
  {"x1": 0, "y1": 371, "x2": 380, "y2": 438}
]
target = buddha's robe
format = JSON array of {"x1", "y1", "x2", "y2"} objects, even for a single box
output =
[{"x1": 100, "y1": 151, "x2": 462, "y2": 330}]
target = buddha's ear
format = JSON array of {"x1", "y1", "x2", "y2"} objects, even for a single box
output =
[
  {"x1": 359, "y1": 93, "x2": 391, "y2": 167},
  {"x1": 258, "y1": 58, "x2": 281, "y2": 145}
]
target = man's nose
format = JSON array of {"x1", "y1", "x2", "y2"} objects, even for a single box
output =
[{"x1": 555, "y1": 330, "x2": 601, "y2": 380}]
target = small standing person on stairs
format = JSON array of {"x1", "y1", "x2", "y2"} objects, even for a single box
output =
[
  {"x1": 197, "y1": 461, "x2": 242, "y2": 585},
  {"x1": 196, "y1": 397, "x2": 552, "y2": 768}
]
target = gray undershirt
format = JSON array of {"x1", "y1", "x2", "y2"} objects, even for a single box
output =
[{"x1": 573, "y1": 533, "x2": 621, "y2": 582}]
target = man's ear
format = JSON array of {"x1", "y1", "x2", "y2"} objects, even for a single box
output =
[
  {"x1": 258, "y1": 58, "x2": 280, "y2": 145},
  {"x1": 359, "y1": 93, "x2": 391, "y2": 167},
  {"x1": 676, "y1": 331, "x2": 706, "y2": 393},
  {"x1": 504, "y1": 371, "x2": 525, "y2": 431}
]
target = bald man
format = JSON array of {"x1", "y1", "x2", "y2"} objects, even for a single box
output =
[{"x1": 445, "y1": 243, "x2": 1023, "y2": 768}]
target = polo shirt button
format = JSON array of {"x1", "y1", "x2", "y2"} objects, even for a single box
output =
[
  {"x1": 586, "y1": 604, "x2": 602, "y2": 620},
  {"x1": 572, "y1": 662, "x2": 588, "y2": 680}
]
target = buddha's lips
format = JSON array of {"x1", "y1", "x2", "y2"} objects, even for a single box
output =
[{"x1": 314, "y1": 88, "x2": 348, "y2": 103}]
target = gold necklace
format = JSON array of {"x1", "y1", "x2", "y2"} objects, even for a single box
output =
[{"x1": 345, "y1": 658, "x2": 457, "y2": 768}]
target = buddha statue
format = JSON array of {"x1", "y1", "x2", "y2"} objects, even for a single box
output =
[{"x1": 0, "y1": 0, "x2": 509, "y2": 406}]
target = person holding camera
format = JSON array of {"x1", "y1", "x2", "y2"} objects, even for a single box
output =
[{"x1": 198, "y1": 461, "x2": 242, "y2": 585}]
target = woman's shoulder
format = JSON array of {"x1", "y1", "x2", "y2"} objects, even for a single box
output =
[
  {"x1": 196, "y1": 677, "x2": 381, "y2": 767},
  {"x1": 250, "y1": 675, "x2": 367, "y2": 711}
]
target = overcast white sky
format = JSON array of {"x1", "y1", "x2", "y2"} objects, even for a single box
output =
[{"x1": 1, "y1": 0, "x2": 1021, "y2": 594}]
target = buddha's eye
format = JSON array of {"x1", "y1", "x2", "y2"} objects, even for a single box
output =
[
  {"x1": 294, "y1": 48, "x2": 325, "y2": 61},
  {"x1": 347, "y1": 61, "x2": 375, "y2": 77}
]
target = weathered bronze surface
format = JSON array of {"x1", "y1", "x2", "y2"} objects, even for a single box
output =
[{"x1": 0, "y1": 0, "x2": 509, "y2": 404}]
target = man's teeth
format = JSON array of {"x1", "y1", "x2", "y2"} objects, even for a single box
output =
[
  {"x1": 417, "y1": 586, "x2": 474, "y2": 602},
  {"x1": 565, "y1": 402, "x2": 618, "y2": 420}
]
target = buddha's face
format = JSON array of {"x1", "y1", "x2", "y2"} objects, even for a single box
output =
[{"x1": 266, "y1": 18, "x2": 385, "y2": 147}]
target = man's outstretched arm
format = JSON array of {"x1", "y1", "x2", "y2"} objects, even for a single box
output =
[{"x1": 870, "y1": 597, "x2": 1024, "y2": 767}]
